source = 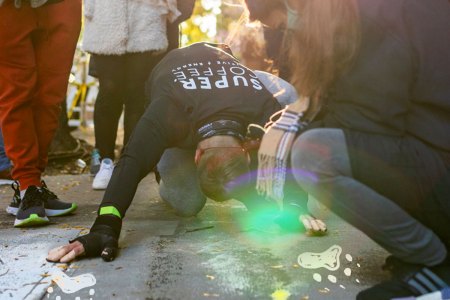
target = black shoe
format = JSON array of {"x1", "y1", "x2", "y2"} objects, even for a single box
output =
[
  {"x1": 14, "y1": 185, "x2": 49, "y2": 227},
  {"x1": 40, "y1": 180, "x2": 77, "y2": 216},
  {"x1": 357, "y1": 264, "x2": 450, "y2": 300},
  {"x1": 6, "y1": 181, "x2": 77, "y2": 217}
]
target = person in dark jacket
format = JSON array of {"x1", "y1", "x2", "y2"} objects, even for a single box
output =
[
  {"x1": 256, "y1": 0, "x2": 450, "y2": 299},
  {"x1": 46, "y1": 43, "x2": 324, "y2": 264}
]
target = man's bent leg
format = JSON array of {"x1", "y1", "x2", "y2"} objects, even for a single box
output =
[
  {"x1": 290, "y1": 128, "x2": 447, "y2": 266},
  {"x1": 157, "y1": 148, "x2": 206, "y2": 216}
]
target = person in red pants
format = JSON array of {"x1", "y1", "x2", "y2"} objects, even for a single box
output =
[{"x1": 0, "y1": 0, "x2": 81, "y2": 227}]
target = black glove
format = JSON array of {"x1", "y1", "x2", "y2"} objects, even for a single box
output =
[{"x1": 71, "y1": 215, "x2": 122, "y2": 262}]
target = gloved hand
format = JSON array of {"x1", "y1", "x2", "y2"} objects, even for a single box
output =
[
  {"x1": 72, "y1": 225, "x2": 119, "y2": 262},
  {"x1": 47, "y1": 215, "x2": 121, "y2": 263}
]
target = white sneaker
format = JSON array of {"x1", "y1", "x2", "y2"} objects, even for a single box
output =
[{"x1": 92, "y1": 158, "x2": 114, "y2": 190}]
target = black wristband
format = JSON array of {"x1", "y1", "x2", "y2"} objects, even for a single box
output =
[
  {"x1": 91, "y1": 214, "x2": 122, "y2": 239},
  {"x1": 197, "y1": 120, "x2": 245, "y2": 141}
]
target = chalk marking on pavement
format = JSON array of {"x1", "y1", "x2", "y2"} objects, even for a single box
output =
[
  {"x1": 50, "y1": 270, "x2": 96, "y2": 294},
  {"x1": 297, "y1": 246, "x2": 361, "y2": 293},
  {"x1": 297, "y1": 245, "x2": 342, "y2": 271}
]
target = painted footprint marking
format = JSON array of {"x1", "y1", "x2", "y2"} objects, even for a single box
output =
[
  {"x1": 297, "y1": 245, "x2": 342, "y2": 271},
  {"x1": 297, "y1": 245, "x2": 362, "y2": 290},
  {"x1": 47, "y1": 271, "x2": 97, "y2": 296},
  {"x1": 47, "y1": 286, "x2": 96, "y2": 300}
]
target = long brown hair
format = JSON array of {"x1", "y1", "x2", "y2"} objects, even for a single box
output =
[{"x1": 289, "y1": 0, "x2": 361, "y2": 99}]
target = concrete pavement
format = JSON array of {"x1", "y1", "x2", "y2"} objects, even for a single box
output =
[{"x1": 0, "y1": 174, "x2": 390, "y2": 300}]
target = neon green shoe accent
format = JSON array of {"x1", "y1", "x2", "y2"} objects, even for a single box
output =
[
  {"x1": 46, "y1": 203, "x2": 78, "y2": 217},
  {"x1": 99, "y1": 206, "x2": 121, "y2": 219},
  {"x1": 14, "y1": 214, "x2": 49, "y2": 228}
]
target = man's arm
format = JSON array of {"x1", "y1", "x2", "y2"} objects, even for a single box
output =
[{"x1": 47, "y1": 97, "x2": 190, "y2": 262}]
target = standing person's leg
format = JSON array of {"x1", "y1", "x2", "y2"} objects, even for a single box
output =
[
  {"x1": 31, "y1": 1, "x2": 81, "y2": 220},
  {"x1": 123, "y1": 51, "x2": 161, "y2": 146},
  {"x1": 0, "y1": 3, "x2": 41, "y2": 190},
  {"x1": 33, "y1": 0, "x2": 81, "y2": 174},
  {"x1": 0, "y1": 1, "x2": 80, "y2": 226},
  {"x1": 93, "y1": 55, "x2": 126, "y2": 161},
  {"x1": 0, "y1": 4, "x2": 47, "y2": 226},
  {"x1": 157, "y1": 148, "x2": 207, "y2": 216},
  {"x1": 91, "y1": 54, "x2": 126, "y2": 189},
  {"x1": 290, "y1": 128, "x2": 448, "y2": 266}
]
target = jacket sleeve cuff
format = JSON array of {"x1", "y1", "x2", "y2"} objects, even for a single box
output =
[{"x1": 90, "y1": 215, "x2": 122, "y2": 239}]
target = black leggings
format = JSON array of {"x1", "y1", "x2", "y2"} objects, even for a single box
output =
[{"x1": 92, "y1": 52, "x2": 161, "y2": 159}]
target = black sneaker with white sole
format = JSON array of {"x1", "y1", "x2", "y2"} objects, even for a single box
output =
[
  {"x1": 14, "y1": 185, "x2": 49, "y2": 227},
  {"x1": 6, "y1": 181, "x2": 77, "y2": 217},
  {"x1": 357, "y1": 262, "x2": 450, "y2": 300}
]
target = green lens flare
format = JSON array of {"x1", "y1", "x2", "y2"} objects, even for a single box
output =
[{"x1": 238, "y1": 199, "x2": 306, "y2": 234}]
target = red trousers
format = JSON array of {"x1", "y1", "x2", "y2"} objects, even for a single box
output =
[{"x1": 0, "y1": 0, "x2": 81, "y2": 189}]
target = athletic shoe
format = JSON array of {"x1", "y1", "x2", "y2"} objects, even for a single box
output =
[
  {"x1": 92, "y1": 158, "x2": 114, "y2": 190},
  {"x1": 6, "y1": 181, "x2": 77, "y2": 217},
  {"x1": 40, "y1": 180, "x2": 78, "y2": 216},
  {"x1": 357, "y1": 264, "x2": 450, "y2": 300},
  {"x1": 14, "y1": 185, "x2": 49, "y2": 227},
  {"x1": 90, "y1": 148, "x2": 101, "y2": 176},
  {"x1": 390, "y1": 287, "x2": 450, "y2": 300}
]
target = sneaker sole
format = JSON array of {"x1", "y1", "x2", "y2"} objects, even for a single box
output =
[
  {"x1": 7, "y1": 203, "x2": 77, "y2": 217},
  {"x1": 47, "y1": 203, "x2": 78, "y2": 217},
  {"x1": 14, "y1": 214, "x2": 49, "y2": 227},
  {"x1": 92, "y1": 180, "x2": 110, "y2": 190},
  {"x1": 92, "y1": 184, "x2": 108, "y2": 190}
]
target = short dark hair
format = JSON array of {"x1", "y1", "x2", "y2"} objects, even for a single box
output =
[{"x1": 197, "y1": 148, "x2": 250, "y2": 202}]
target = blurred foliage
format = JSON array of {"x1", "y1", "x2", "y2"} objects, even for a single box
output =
[
  {"x1": 180, "y1": 0, "x2": 271, "y2": 70},
  {"x1": 180, "y1": 1, "x2": 212, "y2": 45},
  {"x1": 181, "y1": 0, "x2": 245, "y2": 47}
]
